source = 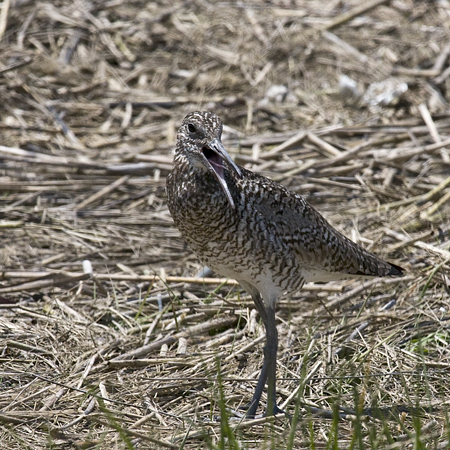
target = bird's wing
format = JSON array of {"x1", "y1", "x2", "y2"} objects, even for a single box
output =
[{"x1": 242, "y1": 170, "x2": 402, "y2": 277}]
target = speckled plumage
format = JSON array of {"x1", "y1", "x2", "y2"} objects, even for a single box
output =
[{"x1": 166, "y1": 111, "x2": 404, "y2": 418}]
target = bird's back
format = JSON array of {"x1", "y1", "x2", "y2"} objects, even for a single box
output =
[{"x1": 241, "y1": 168, "x2": 402, "y2": 277}]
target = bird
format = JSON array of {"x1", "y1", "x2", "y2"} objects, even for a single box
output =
[{"x1": 166, "y1": 111, "x2": 404, "y2": 419}]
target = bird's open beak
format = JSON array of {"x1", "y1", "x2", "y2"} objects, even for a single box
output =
[{"x1": 202, "y1": 138, "x2": 242, "y2": 210}]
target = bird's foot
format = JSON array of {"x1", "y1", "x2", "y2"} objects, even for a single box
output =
[
  {"x1": 237, "y1": 400, "x2": 260, "y2": 419},
  {"x1": 240, "y1": 401, "x2": 289, "y2": 420},
  {"x1": 243, "y1": 404, "x2": 287, "y2": 420},
  {"x1": 244, "y1": 406, "x2": 260, "y2": 420},
  {"x1": 228, "y1": 407, "x2": 263, "y2": 421},
  {"x1": 238, "y1": 402, "x2": 251, "y2": 411},
  {"x1": 264, "y1": 404, "x2": 287, "y2": 418},
  {"x1": 227, "y1": 408, "x2": 245, "y2": 420}
]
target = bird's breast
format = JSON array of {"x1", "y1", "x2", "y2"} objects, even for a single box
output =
[{"x1": 166, "y1": 168, "x2": 305, "y2": 293}]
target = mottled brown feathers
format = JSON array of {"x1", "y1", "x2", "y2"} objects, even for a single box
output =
[{"x1": 166, "y1": 110, "x2": 404, "y2": 302}]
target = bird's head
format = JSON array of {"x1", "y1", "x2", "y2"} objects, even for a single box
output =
[{"x1": 176, "y1": 111, "x2": 242, "y2": 209}]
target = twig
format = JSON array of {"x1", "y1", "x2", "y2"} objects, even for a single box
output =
[
  {"x1": 110, "y1": 316, "x2": 238, "y2": 361},
  {"x1": 384, "y1": 228, "x2": 450, "y2": 260},
  {"x1": 419, "y1": 103, "x2": 442, "y2": 144},
  {"x1": 307, "y1": 132, "x2": 343, "y2": 157},
  {"x1": 74, "y1": 175, "x2": 130, "y2": 211},
  {"x1": 260, "y1": 130, "x2": 307, "y2": 160},
  {"x1": 0, "y1": 273, "x2": 90, "y2": 294},
  {"x1": 0, "y1": 0, "x2": 10, "y2": 41},
  {"x1": 0, "y1": 271, "x2": 239, "y2": 285},
  {"x1": 322, "y1": 0, "x2": 390, "y2": 31},
  {"x1": 84, "y1": 417, "x2": 179, "y2": 449},
  {"x1": 6, "y1": 340, "x2": 52, "y2": 355}
]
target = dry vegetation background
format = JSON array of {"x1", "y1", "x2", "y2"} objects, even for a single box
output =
[{"x1": 1, "y1": 0, "x2": 450, "y2": 449}]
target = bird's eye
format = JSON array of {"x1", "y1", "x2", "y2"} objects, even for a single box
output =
[{"x1": 188, "y1": 123, "x2": 196, "y2": 133}]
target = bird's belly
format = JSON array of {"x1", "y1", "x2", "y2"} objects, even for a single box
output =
[{"x1": 190, "y1": 229, "x2": 306, "y2": 294}]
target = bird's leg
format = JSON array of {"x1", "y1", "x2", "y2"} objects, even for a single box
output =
[
  {"x1": 245, "y1": 358, "x2": 268, "y2": 418},
  {"x1": 251, "y1": 291, "x2": 268, "y2": 327},
  {"x1": 238, "y1": 285, "x2": 285, "y2": 418},
  {"x1": 264, "y1": 304, "x2": 284, "y2": 417},
  {"x1": 244, "y1": 292, "x2": 284, "y2": 418},
  {"x1": 245, "y1": 292, "x2": 269, "y2": 418}
]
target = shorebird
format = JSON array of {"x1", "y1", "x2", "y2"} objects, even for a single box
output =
[{"x1": 166, "y1": 111, "x2": 404, "y2": 418}]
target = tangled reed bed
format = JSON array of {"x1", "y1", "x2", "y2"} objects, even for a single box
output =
[{"x1": 0, "y1": 1, "x2": 450, "y2": 448}]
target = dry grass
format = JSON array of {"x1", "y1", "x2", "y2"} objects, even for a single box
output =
[{"x1": 1, "y1": 1, "x2": 450, "y2": 449}]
